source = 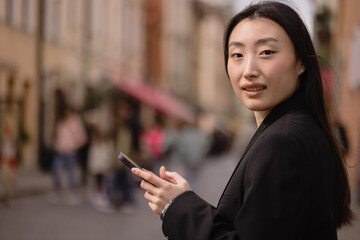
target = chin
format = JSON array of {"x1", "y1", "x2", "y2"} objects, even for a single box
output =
[
  {"x1": 242, "y1": 101, "x2": 268, "y2": 112},
  {"x1": 247, "y1": 106, "x2": 266, "y2": 112}
]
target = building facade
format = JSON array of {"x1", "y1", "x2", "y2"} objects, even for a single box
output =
[
  {"x1": 0, "y1": 0, "x2": 40, "y2": 168},
  {"x1": 0, "y1": 0, "x2": 236, "y2": 169},
  {"x1": 161, "y1": 0, "x2": 234, "y2": 113},
  {"x1": 0, "y1": 0, "x2": 147, "y2": 169}
]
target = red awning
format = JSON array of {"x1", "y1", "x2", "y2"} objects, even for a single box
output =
[{"x1": 114, "y1": 80, "x2": 195, "y2": 123}]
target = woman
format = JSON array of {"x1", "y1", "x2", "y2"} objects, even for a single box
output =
[
  {"x1": 49, "y1": 92, "x2": 88, "y2": 204},
  {"x1": 132, "y1": 2, "x2": 353, "y2": 239}
]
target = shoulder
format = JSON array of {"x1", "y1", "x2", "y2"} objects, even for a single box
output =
[
  {"x1": 243, "y1": 131, "x2": 308, "y2": 195},
  {"x1": 247, "y1": 109, "x2": 329, "y2": 176},
  {"x1": 263, "y1": 108, "x2": 326, "y2": 148},
  {"x1": 273, "y1": 108, "x2": 317, "y2": 131},
  {"x1": 252, "y1": 129, "x2": 305, "y2": 166},
  {"x1": 256, "y1": 109, "x2": 314, "y2": 152},
  {"x1": 247, "y1": 111, "x2": 314, "y2": 172}
]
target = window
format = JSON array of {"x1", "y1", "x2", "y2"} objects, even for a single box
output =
[
  {"x1": 5, "y1": 0, "x2": 14, "y2": 26},
  {"x1": 67, "y1": 0, "x2": 76, "y2": 29},
  {"x1": 44, "y1": 0, "x2": 62, "y2": 43},
  {"x1": 52, "y1": 0, "x2": 61, "y2": 43},
  {"x1": 21, "y1": 0, "x2": 30, "y2": 33}
]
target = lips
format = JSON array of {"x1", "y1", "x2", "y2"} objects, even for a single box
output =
[
  {"x1": 243, "y1": 86, "x2": 267, "y2": 91},
  {"x1": 241, "y1": 84, "x2": 267, "y2": 92}
]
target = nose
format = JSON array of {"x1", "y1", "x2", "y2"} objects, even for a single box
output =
[{"x1": 243, "y1": 56, "x2": 259, "y2": 80}]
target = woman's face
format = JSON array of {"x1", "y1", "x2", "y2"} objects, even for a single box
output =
[{"x1": 227, "y1": 17, "x2": 303, "y2": 125}]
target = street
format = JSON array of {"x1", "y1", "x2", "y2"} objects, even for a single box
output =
[
  {"x1": 0, "y1": 154, "x2": 359, "y2": 240},
  {"x1": 0, "y1": 154, "x2": 236, "y2": 240}
]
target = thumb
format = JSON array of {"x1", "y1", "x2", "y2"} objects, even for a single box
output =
[
  {"x1": 159, "y1": 166, "x2": 177, "y2": 184},
  {"x1": 164, "y1": 171, "x2": 189, "y2": 187}
]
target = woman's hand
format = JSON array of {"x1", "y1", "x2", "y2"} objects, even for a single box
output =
[{"x1": 131, "y1": 166, "x2": 191, "y2": 215}]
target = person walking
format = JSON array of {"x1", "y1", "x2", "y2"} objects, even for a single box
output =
[
  {"x1": 88, "y1": 125, "x2": 114, "y2": 212},
  {"x1": 49, "y1": 105, "x2": 88, "y2": 205}
]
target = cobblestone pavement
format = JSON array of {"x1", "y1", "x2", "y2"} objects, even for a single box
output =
[{"x1": 0, "y1": 153, "x2": 359, "y2": 240}]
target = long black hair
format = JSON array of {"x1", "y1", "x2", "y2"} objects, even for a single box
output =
[{"x1": 224, "y1": 1, "x2": 353, "y2": 228}]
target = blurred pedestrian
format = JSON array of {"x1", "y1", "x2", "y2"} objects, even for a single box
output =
[
  {"x1": 175, "y1": 118, "x2": 210, "y2": 190},
  {"x1": 88, "y1": 125, "x2": 114, "y2": 213},
  {"x1": 131, "y1": 2, "x2": 353, "y2": 239},
  {"x1": 77, "y1": 120, "x2": 91, "y2": 189},
  {"x1": 140, "y1": 114, "x2": 165, "y2": 171},
  {"x1": 48, "y1": 105, "x2": 88, "y2": 205},
  {"x1": 109, "y1": 101, "x2": 138, "y2": 213},
  {"x1": 0, "y1": 121, "x2": 17, "y2": 206},
  {"x1": 162, "y1": 119, "x2": 182, "y2": 171}
]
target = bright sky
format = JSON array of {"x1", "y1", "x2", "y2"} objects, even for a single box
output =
[{"x1": 233, "y1": 0, "x2": 316, "y2": 38}]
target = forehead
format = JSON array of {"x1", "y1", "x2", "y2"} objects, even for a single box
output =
[{"x1": 229, "y1": 17, "x2": 292, "y2": 47}]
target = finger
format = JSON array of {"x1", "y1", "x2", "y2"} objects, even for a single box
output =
[
  {"x1": 148, "y1": 201, "x2": 162, "y2": 215},
  {"x1": 132, "y1": 167, "x2": 156, "y2": 179},
  {"x1": 139, "y1": 169, "x2": 158, "y2": 186},
  {"x1": 159, "y1": 166, "x2": 166, "y2": 179},
  {"x1": 164, "y1": 171, "x2": 185, "y2": 182},
  {"x1": 165, "y1": 171, "x2": 191, "y2": 189},
  {"x1": 159, "y1": 166, "x2": 177, "y2": 184},
  {"x1": 144, "y1": 191, "x2": 157, "y2": 203},
  {"x1": 142, "y1": 168, "x2": 157, "y2": 176},
  {"x1": 140, "y1": 179, "x2": 158, "y2": 193},
  {"x1": 132, "y1": 168, "x2": 164, "y2": 187}
]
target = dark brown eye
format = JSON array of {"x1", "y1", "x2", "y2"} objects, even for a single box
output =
[
  {"x1": 260, "y1": 50, "x2": 275, "y2": 55},
  {"x1": 231, "y1": 53, "x2": 243, "y2": 58}
]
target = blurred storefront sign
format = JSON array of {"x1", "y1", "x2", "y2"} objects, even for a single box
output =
[{"x1": 113, "y1": 80, "x2": 195, "y2": 124}]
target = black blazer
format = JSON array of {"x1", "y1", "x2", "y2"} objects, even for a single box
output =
[{"x1": 162, "y1": 93, "x2": 338, "y2": 240}]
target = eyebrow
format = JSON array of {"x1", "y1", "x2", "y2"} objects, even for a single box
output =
[{"x1": 228, "y1": 37, "x2": 279, "y2": 48}]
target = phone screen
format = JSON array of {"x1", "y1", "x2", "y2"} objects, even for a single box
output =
[{"x1": 118, "y1": 152, "x2": 141, "y2": 169}]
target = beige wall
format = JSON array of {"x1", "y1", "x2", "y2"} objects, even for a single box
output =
[{"x1": 0, "y1": 24, "x2": 39, "y2": 168}]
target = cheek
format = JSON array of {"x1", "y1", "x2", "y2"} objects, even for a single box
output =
[
  {"x1": 264, "y1": 61, "x2": 298, "y2": 88},
  {"x1": 230, "y1": 79, "x2": 240, "y2": 95},
  {"x1": 227, "y1": 63, "x2": 242, "y2": 83},
  {"x1": 227, "y1": 63, "x2": 235, "y2": 79},
  {"x1": 228, "y1": 66, "x2": 242, "y2": 92}
]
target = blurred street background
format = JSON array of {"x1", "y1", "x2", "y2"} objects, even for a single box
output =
[{"x1": 0, "y1": 0, "x2": 360, "y2": 239}]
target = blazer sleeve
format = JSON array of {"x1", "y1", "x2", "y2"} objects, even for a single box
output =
[
  {"x1": 162, "y1": 191, "x2": 239, "y2": 240},
  {"x1": 162, "y1": 131, "x2": 309, "y2": 240}
]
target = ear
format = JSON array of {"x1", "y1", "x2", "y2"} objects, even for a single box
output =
[{"x1": 299, "y1": 65, "x2": 305, "y2": 75}]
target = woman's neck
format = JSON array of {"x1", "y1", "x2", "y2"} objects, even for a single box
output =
[{"x1": 254, "y1": 110, "x2": 272, "y2": 127}]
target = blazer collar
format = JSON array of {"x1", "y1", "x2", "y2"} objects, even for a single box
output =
[{"x1": 243, "y1": 90, "x2": 306, "y2": 157}]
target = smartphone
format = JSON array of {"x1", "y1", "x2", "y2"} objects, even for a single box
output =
[
  {"x1": 118, "y1": 152, "x2": 156, "y2": 186},
  {"x1": 118, "y1": 152, "x2": 142, "y2": 169}
]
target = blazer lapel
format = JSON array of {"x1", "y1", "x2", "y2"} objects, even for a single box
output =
[{"x1": 217, "y1": 92, "x2": 305, "y2": 207}]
